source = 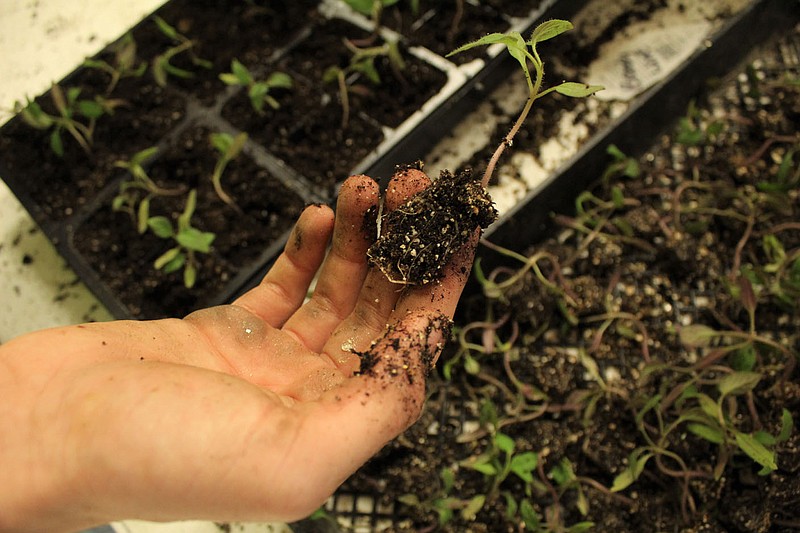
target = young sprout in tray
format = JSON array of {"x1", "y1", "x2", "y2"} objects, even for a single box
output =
[
  {"x1": 112, "y1": 146, "x2": 184, "y2": 234},
  {"x1": 151, "y1": 16, "x2": 212, "y2": 87},
  {"x1": 219, "y1": 59, "x2": 293, "y2": 114},
  {"x1": 367, "y1": 20, "x2": 603, "y2": 286},
  {"x1": 82, "y1": 32, "x2": 147, "y2": 95},
  {"x1": 209, "y1": 131, "x2": 248, "y2": 210},
  {"x1": 15, "y1": 84, "x2": 124, "y2": 156},
  {"x1": 323, "y1": 36, "x2": 406, "y2": 130},
  {"x1": 147, "y1": 189, "x2": 216, "y2": 289}
]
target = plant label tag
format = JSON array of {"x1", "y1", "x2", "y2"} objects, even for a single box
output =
[{"x1": 585, "y1": 21, "x2": 711, "y2": 102}]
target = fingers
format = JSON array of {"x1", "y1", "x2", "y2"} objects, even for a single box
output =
[
  {"x1": 281, "y1": 175, "x2": 379, "y2": 352},
  {"x1": 322, "y1": 168, "x2": 433, "y2": 374},
  {"x1": 234, "y1": 204, "x2": 334, "y2": 328}
]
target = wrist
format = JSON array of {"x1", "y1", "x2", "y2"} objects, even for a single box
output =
[{"x1": 0, "y1": 339, "x2": 102, "y2": 533}]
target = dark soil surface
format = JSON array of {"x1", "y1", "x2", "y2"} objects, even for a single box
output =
[
  {"x1": 73, "y1": 124, "x2": 305, "y2": 318},
  {"x1": 319, "y1": 24, "x2": 800, "y2": 533}
]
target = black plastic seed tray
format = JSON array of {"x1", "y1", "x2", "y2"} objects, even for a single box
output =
[{"x1": 0, "y1": 0, "x2": 585, "y2": 319}]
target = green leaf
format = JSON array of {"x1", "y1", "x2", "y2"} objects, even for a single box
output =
[
  {"x1": 147, "y1": 215, "x2": 174, "y2": 238},
  {"x1": 495, "y1": 432, "x2": 515, "y2": 455},
  {"x1": 611, "y1": 451, "x2": 653, "y2": 492},
  {"x1": 440, "y1": 467, "x2": 455, "y2": 493},
  {"x1": 447, "y1": 32, "x2": 525, "y2": 58},
  {"x1": 687, "y1": 422, "x2": 725, "y2": 444},
  {"x1": 510, "y1": 452, "x2": 538, "y2": 482},
  {"x1": 464, "y1": 353, "x2": 480, "y2": 375},
  {"x1": 343, "y1": 0, "x2": 374, "y2": 15},
  {"x1": 78, "y1": 99, "x2": 105, "y2": 119},
  {"x1": 49, "y1": 130, "x2": 64, "y2": 157},
  {"x1": 735, "y1": 431, "x2": 777, "y2": 473},
  {"x1": 553, "y1": 82, "x2": 604, "y2": 98},
  {"x1": 468, "y1": 460, "x2": 498, "y2": 476},
  {"x1": 529, "y1": 19, "x2": 573, "y2": 44},
  {"x1": 549, "y1": 457, "x2": 575, "y2": 486},
  {"x1": 178, "y1": 189, "x2": 198, "y2": 229},
  {"x1": 355, "y1": 58, "x2": 381, "y2": 84},
  {"x1": 754, "y1": 430, "x2": 776, "y2": 446},
  {"x1": 130, "y1": 146, "x2": 159, "y2": 166},
  {"x1": 697, "y1": 393, "x2": 720, "y2": 419},
  {"x1": 184, "y1": 262, "x2": 197, "y2": 288},
  {"x1": 137, "y1": 198, "x2": 151, "y2": 234},
  {"x1": 152, "y1": 57, "x2": 168, "y2": 87},
  {"x1": 503, "y1": 491, "x2": 518, "y2": 519},
  {"x1": 519, "y1": 499, "x2": 541, "y2": 529},
  {"x1": 322, "y1": 66, "x2": 343, "y2": 84},
  {"x1": 219, "y1": 72, "x2": 242, "y2": 86},
  {"x1": 718, "y1": 371, "x2": 762, "y2": 397},
  {"x1": 461, "y1": 494, "x2": 485, "y2": 521},
  {"x1": 154, "y1": 247, "x2": 182, "y2": 270},
  {"x1": 176, "y1": 227, "x2": 215, "y2": 253},
  {"x1": 266, "y1": 71, "x2": 293, "y2": 89},
  {"x1": 730, "y1": 344, "x2": 756, "y2": 371},
  {"x1": 153, "y1": 16, "x2": 179, "y2": 40},
  {"x1": 209, "y1": 132, "x2": 233, "y2": 154},
  {"x1": 679, "y1": 324, "x2": 719, "y2": 347},
  {"x1": 230, "y1": 59, "x2": 253, "y2": 85},
  {"x1": 567, "y1": 522, "x2": 596, "y2": 533},
  {"x1": 777, "y1": 408, "x2": 794, "y2": 443}
]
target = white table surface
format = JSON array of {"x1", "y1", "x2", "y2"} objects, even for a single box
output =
[{"x1": 0, "y1": 1, "x2": 293, "y2": 531}]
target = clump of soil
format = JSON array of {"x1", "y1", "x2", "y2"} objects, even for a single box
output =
[{"x1": 367, "y1": 166, "x2": 497, "y2": 285}]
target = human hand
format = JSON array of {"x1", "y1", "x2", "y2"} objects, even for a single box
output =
[{"x1": 0, "y1": 169, "x2": 477, "y2": 532}]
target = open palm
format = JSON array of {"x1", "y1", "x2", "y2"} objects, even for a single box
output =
[{"x1": 0, "y1": 170, "x2": 476, "y2": 533}]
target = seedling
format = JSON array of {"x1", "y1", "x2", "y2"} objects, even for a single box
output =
[
  {"x1": 323, "y1": 37, "x2": 406, "y2": 129},
  {"x1": 219, "y1": 60, "x2": 293, "y2": 114},
  {"x1": 147, "y1": 189, "x2": 216, "y2": 289},
  {"x1": 367, "y1": 21, "x2": 602, "y2": 286},
  {"x1": 209, "y1": 131, "x2": 248, "y2": 209},
  {"x1": 448, "y1": 21, "x2": 603, "y2": 188},
  {"x1": 82, "y1": 32, "x2": 147, "y2": 94},
  {"x1": 151, "y1": 16, "x2": 212, "y2": 87},
  {"x1": 112, "y1": 146, "x2": 184, "y2": 233},
  {"x1": 675, "y1": 99, "x2": 724, "y2": 147},
  {"x1": 14, "y1": 84, "x2": 123, "y2": 156},
  {"x1": 342, "y1": 0, "x2": 411, "y2": 35}
]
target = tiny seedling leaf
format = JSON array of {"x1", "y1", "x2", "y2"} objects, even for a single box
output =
[
  {"x1": 78, "y1": 99, "x2": 105, "y2": 119},
  {"x1": 611, "y1": 451, "x2": 653, "y2": 492},
  {"x1": 219, "y1": 72, "x2": 242, "y2": 86},
  {"x1": 177, "y1": 227, "x2": 215, "y2": 253},
  {"x1": 469, "y1": 460, "x2": 498, "y2": 476},
  {"x1": 553, "y1": 82, "x2": 605, "y2": 98},
  {"x1": 153, "y1": 16, "x2": 179, "y2": 40},
  {"x1": 718, "y1": 371, "x2": 762, "y2": 397},
  {"x1": 266, "y1": 71, "x2": 293, "y2": 89},
  {"x1": 461, "y1": 494, "x2": 486, "y2": 521},
  {"x1": 679, "y1": 324, "x2": 719, "y2": 347},
  {"x1": 147, "y1": 215, "x2": 174, "y2": 238},
  {"x1": 137, "y1": 198, "x2": 151, "y2": 234},
  {"x1": 184, "y1": 262, "x2": 197, "y2": 288},
  {"x1": 343, "y1": 0, "x2": 375, "y2": 16},
  {"x1": 495, "y1": 432, "x2": 515, "y2": 454},
  {"x1": 49, "y1": 130, "x2": 64, "y2": 157},
  {"x1": 510, "y1": 452, "x2": 538, "y2": 482},
  {"x1": 154, "y1": 247, "x2": 182, "y2": 270},
  {"x1": 230, "y1": 59, "x2": 253, "y2": 85},
  {"x1": 529, "y1": 19, "x2": 574, "y2": 44},
  {"x1": 687, "y1": 422, "x2": 725, "y2": 444},
  {"x1": 519, "y1": 499, "x2": 541, "y2": 529},
  {"x1": 777, "y1": 408, "x2": 794, "y2": 443},
  {"x1": 734, "y1": 431, "x2": 777, "y2": 473}
]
